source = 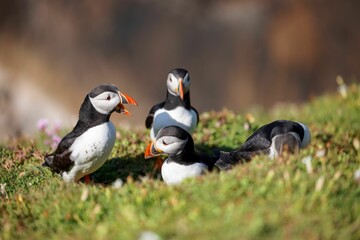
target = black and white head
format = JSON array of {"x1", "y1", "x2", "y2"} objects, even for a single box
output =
[
  {"x1": 145, "y1": 126, "x2": 193, "y2": 158},
  {"x1": 269, "y1": 122, "x2": 312, "y2": 158},
  {"x1": 166, "y1": 68, "x2": 190, "y2": 100},
  {"x1": 89, "y1": 84, "x2": 138, "y2": 115}
]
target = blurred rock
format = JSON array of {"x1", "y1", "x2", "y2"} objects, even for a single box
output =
[
  {"x1": 0, "y1": 67, "x2": 75, "y2": 140},
  {"x1": 0, "y1": 0, "x2": 359, "y2": 140}
]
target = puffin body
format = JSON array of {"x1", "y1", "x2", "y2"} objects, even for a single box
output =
[
  {"x1": 43, "y1": 84, "x2": 137, "y2": 182},
  {"x1": 146, "y1": 68, "x2": 199, "y2": 140},
  {"x1": 150, "y1": 105, "x2": 198, "y2": 140},
  {"x1": 145, "y1": 126, "x2": 214, "y2": 185},
  {"x1": 62, "y1": 122, "x2": 116, "y2": 182},
  {"x1": 215, "y1": 120, "x2": 311, "y2": 170},
  {"x1": 161, "y1": 160, "x2": 208, "y2": 186}
]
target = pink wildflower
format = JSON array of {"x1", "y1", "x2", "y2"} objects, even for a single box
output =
[
  {"x1": 37, "y1": 118, "x2": 63, "y2": 149},
  {"x1": 54, "y1": 120, "x2": 62, "y2": 132},
  {"x1": 37, "y1": 118, "x2": 49, "y2": 131}
]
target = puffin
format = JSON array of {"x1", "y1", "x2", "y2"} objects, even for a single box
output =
[
  {"x1": 144, "y1": 126, "x2": 215, "y2": 185},
  {"x1": 215, "y1": 120, "x2": 311, "y2": 170},
  {"x1": 42, "y1": 84, "x2": 138, "y2": 183},
  {"x1": 145, "y1": 68, "x2": 199, "y2": 140}
]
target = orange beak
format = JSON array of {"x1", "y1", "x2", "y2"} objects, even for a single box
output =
[
  {"x1": 119, "y1": 92, "x2": 138, "y2": 106},
  {"x1": 144, "y1": 143, "x2": 154, "y2": 159},
  {"x1": 178, "y1": 79, "x2": 184, "y2": 100},
  {"x1": 144, "y1": 142, "x2": 163, "y2": 159},
  {"x1": 115, "y1": 91, "x2": 138, "y2": 115}
]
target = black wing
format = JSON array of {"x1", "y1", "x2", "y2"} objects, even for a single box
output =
[
  {"x1": 214, "y1": 122, "x2": 274, "y2": 170},
  {"x1": 191, "y1": 107, "x2": 200, "y2": 125},
  {"x1": 194, "y1": 149, "x2": 216, "y2": 170},
  {"x1": 239, "y1": 134, "x2": 272, "y2": 152},
  {"x1": 43, "y1": 122, "x2": 88, "y2": 173},
  {"x1": 145, "y1": 102, "x2": 165, "y2": 129},
  {"x1": 214, "y1": 149, "x2": 264, "y2": 170},
  {"x1": 214, "y1": 150, "x2": 236, "y2": 170}
]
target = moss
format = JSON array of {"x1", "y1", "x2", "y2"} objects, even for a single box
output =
[{"x1": 1, "y1": 84, "x2": 360, "y2": 239}]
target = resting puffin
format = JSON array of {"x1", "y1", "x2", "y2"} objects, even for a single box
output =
[
  {"x1": 215, "y1": 120, "x2": 311, "y2": 170},
  {"x1": 145, "y1": 68, "x2": 199, "y2": 140},
  {"x1": 144, "y1": 126, "x2": 215, "y2": 185},
  {"x1": 42, "y1": 84, "x2": 138, "y2": 182}
]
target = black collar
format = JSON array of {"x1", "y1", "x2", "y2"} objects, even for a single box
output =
[
  {"x1": 78, "y1": 95, "x2": 111, "y2": 128},
  {"x1": 163, "y1": 91, "x2": 191, "y2": 110}
]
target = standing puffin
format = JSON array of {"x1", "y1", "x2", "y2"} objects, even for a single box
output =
[
  {"x1": 145, "y1": 68, "x2": 199, "y2": 140},
  {"x1": 144, "y1": 126, "x2": 215, "y2": 185},
  {"x1": 215, "y1": 120, "x2": 311, "y2": 170},
  {"x1": 42, "y1": 84, "x2": 138, "y2": 183}
]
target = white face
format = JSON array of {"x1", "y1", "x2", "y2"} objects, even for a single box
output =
[
  {"x1": 89, "y1": 91, "x2": 121, "y2": 115},
  {"x1": 166, "y1": 72, "x2": 190, "y2": 96},
  {"x1": 155, "y1": 136, "x2": 188, "y2": 155}
]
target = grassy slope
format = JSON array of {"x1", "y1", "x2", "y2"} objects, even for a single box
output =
[{"x1": 1, "y1": 83, "x2": 360, "y2": 240}]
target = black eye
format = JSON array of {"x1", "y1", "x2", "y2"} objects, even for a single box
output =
[
  {"x1": 162, "y1": 140, "x2": 168, "y2": 146},
  {"x1": 169, "y1": 78, "x2": 173, "y2": 83},
  {"x1": 106, "y1": 95, "x2": 111, "y2": 101}
]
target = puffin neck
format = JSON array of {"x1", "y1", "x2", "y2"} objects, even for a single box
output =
[
  {"x1": 168, "y1": 139, "x2": 196, "y2": 165},
  {"x1": 78, "y1": 95, "x2": 111, "y2": 126},
  {"x1": 164, "y1": 91, "x2": 191, "y2": 110}
]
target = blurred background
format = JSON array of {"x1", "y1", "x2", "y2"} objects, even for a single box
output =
[{"x1": 0, "y1": 0, "x2": 359, "y2": 140}]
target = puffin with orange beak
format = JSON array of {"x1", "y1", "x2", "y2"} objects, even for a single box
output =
[
  {"x1": 145, "y1": 68, "x2": 199, "y2": 140},
  {"x1": 145, "y1": 126, "x2": 215, "y2": 185},
  {"x1": 43, "y1": 84, "x2": 137, "y2": 183}
]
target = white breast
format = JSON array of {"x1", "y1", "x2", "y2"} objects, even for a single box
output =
[
  {"x1": 62, "y1": 122, "x2": 116, "y2": 182},
  {"x1": 161, "y1": 159, "x2": 208, "y2": 185},
  {"x1": 151, "y1": 106, "x2": 197, "y2": 140}
]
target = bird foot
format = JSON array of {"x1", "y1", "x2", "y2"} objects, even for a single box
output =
[
  {"x1": 153, "y1": 157, "x2": 164, "y2": 172},
  {"x1": 84, "y1": 175, "x2": 91, "y2": 184}
]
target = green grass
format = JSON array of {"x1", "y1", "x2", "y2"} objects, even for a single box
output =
[{"x1": 1, "y1": 83, "x2": 360, "y2": 240}]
